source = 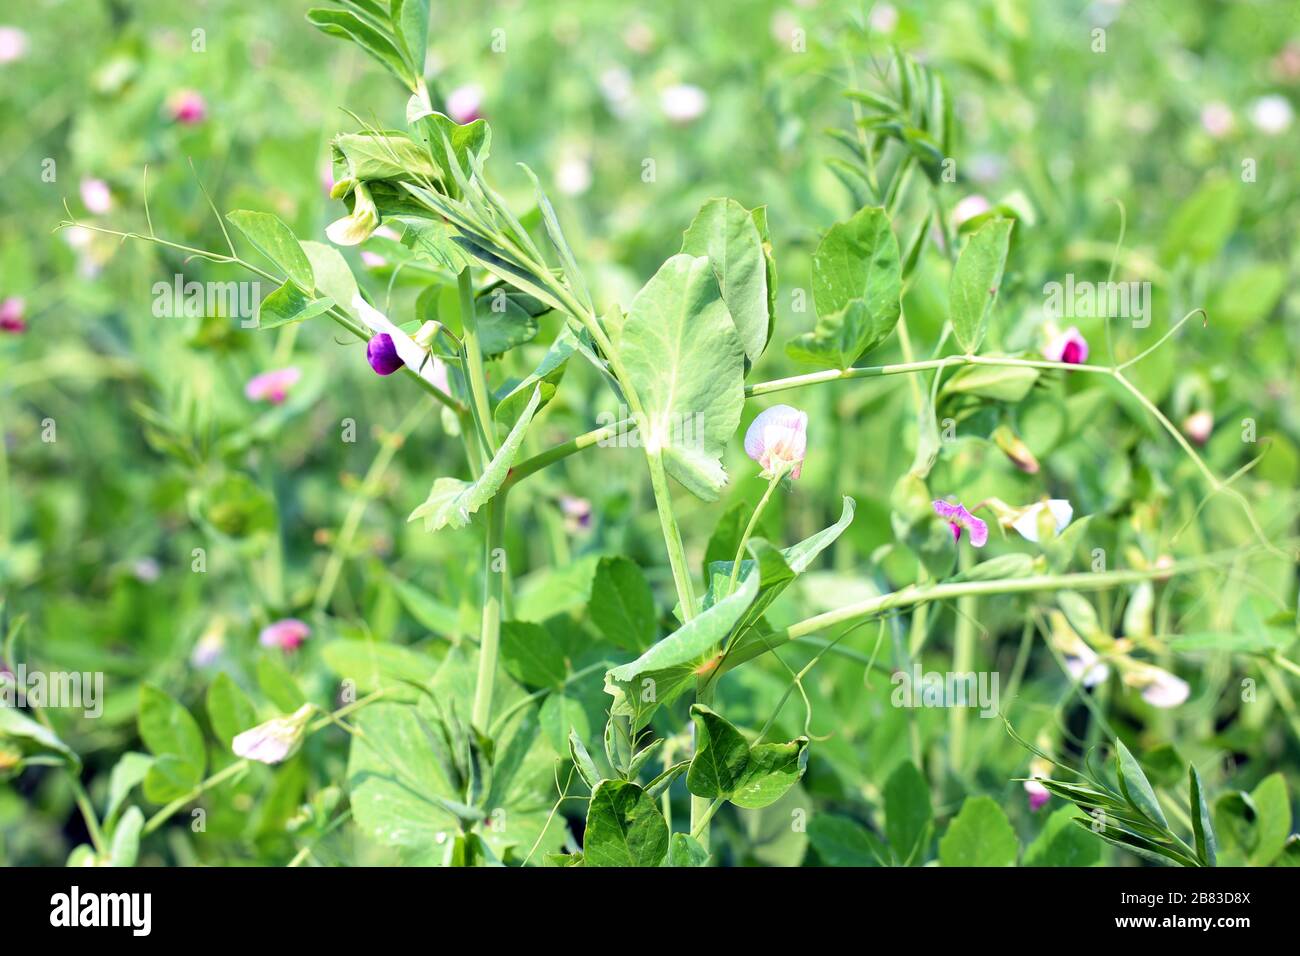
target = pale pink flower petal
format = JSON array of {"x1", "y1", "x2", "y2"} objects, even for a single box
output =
[
  {"x1": 259, "y1": 618, "x2": 310, "y2": 651},
  {"x1": 1182, "y1": 410, "x2": 1213, "y2": 446},
  {"x1": 0, "y1": 27, "x2": 29, "y2": 64},
  {"x1": 244, "y1": 367, "x2": 301, "y2": 404},
  {"x1": 952, "y1": 194, "x2": 991, "y2": 229},
  {"x1": 446, "y1": 84, "x2": 483, "y2": 124},
  {"x1": 80, "y1": 178, "x2": 113, "y2": 215},
  {"x1": 167, "y1": 89, "x2": 207, "y2": 124},
  {"x1": 232, "y1": 704, "x2": 314, "y2": 765},
  {"x1": 744, "y1": 405, "x2": 809, "y2": 479}
]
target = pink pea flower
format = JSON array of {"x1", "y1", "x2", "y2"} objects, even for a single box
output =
[
  {"x1": 1064, "y1": 641, "x2": 1109, "y2": 687},
  {"x1": 1127, "y1": 664, "x2": 1190, "y2": 708},
  {"x1": 1025, "y1": 756, "x2": 1053, "y2": 812},
  {"x1": 366, "y1": 333, "x2": 404, "y2": 376},
  {"x1": 1043, "y1": 325, "x2": 1089, "y2": 364},
  {"x1": 319, "y1": 160, "x2": 336, "y2": 197},
  {"x1": 0, "y1": 296, "x2": 25, "y2": 333},
  {"x1": 1200, "y1": 102, "x2": 1234, "y2": 139},
  {"x1": 744, "y1": 404, "x2": 809, "y2": 479},
  {"x1": 560, "y1": 494, "x2": 592, "y2": 533},
  {"x1": 244, "y1": 366, "x2": 301, "y2": 404},
  {"x1": 952, "y1": 194, "x2": 991, "y2": 229},
  {"x1": 445, "y1": 84, "x2": 483, "y2": 124},
  {"x1": 80, "y1": 178, "x2": 113, "y2": 215},
  {"x1": 259, "y1": 617, "x2": 311, "y2": 651},
  {"x1": 1182, "y1": 410, "x2": 1213, "y2": 446},
  {"x1": 232, "y1": 704, "x2": 314, "y2": 765},
  {"x1": 932, "y1": 499, "x2": 988, "y2": 547},
  {"x1": 167, "y1": 89, "x2": 207, "y2": 124},
  {"x1": 0, "y1": 27, "x2": 28, "y2": 64},
  {"x1": 360, "y1": 250, "x2": 387, "y2": 270}
]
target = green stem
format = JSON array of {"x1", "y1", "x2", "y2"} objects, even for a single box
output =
[
  {"x1": 471, "y1": 492, "x2": 508, "y2": 730},
  {"x1": 691, "y1": 680, "x2": 717, "y2": 845},
  {"x1": 949, "y1": 547, "x2": 976, "y2": 775},
  {"x1": 646, "y1": 450, "x2": 697, "y2": 620},
  {"x1": 727, "y1": 474, "x2": 782, "y2": 595},
  {"x1": 457, "y1": 268, "x2": 498, "y2": 458}
]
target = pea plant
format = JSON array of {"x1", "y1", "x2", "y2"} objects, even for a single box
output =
[{"x1": 20, "y1": 1, "x2": 1295, "y2": 868}]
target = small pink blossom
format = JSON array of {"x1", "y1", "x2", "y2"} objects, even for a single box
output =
[
  {"x1": 244, "y1": 366, "x2": 301, "y2": 404},
  {"x1": 744, "y1": 404, "x2": 809, "y2": 479},
  {"x1": 1064, "y1": 641, "x2": 1109, "y2": 687},
  {"x1": 560, "y1": 495, "x2": 592, "y2": 534},
  {"x1": 932, "y1": 499, "x2": 988, "y2": 547},
  {"x1": 1182, "y1": 409, "x2": 1213, "y2": 446},
  {"x1": 80, "y1": 178, "x2": 113, "y2": 215},
  {"x1": 952, "y1": 194, "x2": 991, "y2": 229},
  {"x1": 1128, "y1": 664, "x2": 1190, "y2": 708},
  {"x1": 0, "y1": 27, "x2": 28, "y2": 64},
  {"x1": 1200, "y1": 101, "x2": 1234, "y2": 139},
  {"x1": 446, "y1": 84, "x2": 483, "y2": 124},
  {"x1": 1025, "y1": 756, "x2": 1053, "y2": 811},
  {"x1": 259, "y1": 618, "x2": 311, "y2": 651},
  {"x1": 232, "y1": 704, "x2": 314, "y2": 765},
  {"x1": 0, "y1": 296, "x2": 25, "y2": 333},
  {"x1": 320, "y1": 160, "x2": 336, "y2": 196},
  {"x1": 360, "y1": 250, "x2": 387, "y2": 269},
  {"x1": 1043, "y1": 325, "x2": 1088, "y2": 365},
  {"x1": 167, "y1": 88, "x2": 207, "y2": 124}
]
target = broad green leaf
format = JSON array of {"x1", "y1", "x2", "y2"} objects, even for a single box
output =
[
  {"x1": 307, "y1": 9, "x2": 416, "y2": 90},
  {"x1": 476, "y1": 291, "x2": 541, "y2": 357},
  {"x1": 949, "y1": 217, "x2": 1013, "y2": 354},
  {"x1": 142, "y1": 754, "x2": 202, "y2": 804},
  {"x1": 408, "y1": 111, "x2": 490, "y2": 182},
  {"x1": 320, "y1": 639, "x2": 439, "y2": 694},
  {"x1": 1115, "y1": 740, "x2": 1168, "y2": 829},
  {"x1": 1160, "y1": 176, "x2": 1240, "y2": 265},
  {"x1": 589, "y1": 556, "x2": 657, "y2": 653},
  {"x1": 680, "y1": 197, "x2": 770, "y2": 362},
  {"x1": 493, "y1": 326, "x2": 576, "y2": 425},
  {"x1": 685, "y1": 705, "x2": 749, "y2": 799},
  {"x1": 1022, "y1": 806, "x2": 1102, "y2": 867},
  {"x1": 810, "y1": 205, "x2": 901, "y2": 320},
  {"x1": 409, "y1": 386, "x2": 542, "y2": 530},
  {"x1": 808, "y1": 815, "x2": 885, "y2": 866},
  {"x1": 948, "y1": 553, "x2": 1035, "y2": 583},
  {"x1": 940, "y1": 363, "x2": 1038, "y2": 402},
  {"x1": 387, "y1": 572, "x2": 461, "y2": 637},
  {"x1": 1189, "y1": 765, "x2": 1217, "y2": 867},
  {"x1": 256, "y1": 280, "x2": 334, "y2": 330},
  {"x1": 402, "y1": 219, "x2": 470, "y2": 272},
  {"x1": 0, "y1": 705, "x2": 76, "y2": 765},
  {"x1": 664, "y1": 832, "x2": 711, "y2": 867},
  {"x1": 256, "y1": 655, "x2": 305, "y2": 713},
  {"x1": 105, "y1": 752, "x2": 153, "y2": 824},
  {"x1": 786, "y1": 298, "x2": 898, "y2": 370},
  {"x1": 332, "y1": 131, "x2": 439, "y2": 183},
  {"x1": 603, "y1": 561, "x2": 760, "y2": 728},
  {"x1": 206, "y1": 673, "x2": 257, "y2": 748},
  {"x1": 884, "y1": 761, "x2": 932, "y2": 864},
  {"x1": 568, "y1": 729, "x2": 603, "y2": 789},
  {"x1": 939, "y1": 796, "x2": 1018, "y2": 866},
  {"x1": 226, "y1": 210, "x2": 315, "y2": 292},
  {"x1": 731, "y1": 737, "x2": 809, "y2": 809},
  {"x1": 1248, "y1": 772, "x2": 1290, "y2": 866},
  {"x1": 499, "y1": 621, "x2": 568, "y2": 688},
  {"x1": 301, "y1": 240, "x2": 360, "y2": 314},
  {"x1": 616, "y1": 254, "x2": 745, "y2": 501},
  {"x1": 390, "y1": 0, "x2": 429, "y2": 75},
  {"x1": 521, "y1": 164, "x2": 592, "y2": 313},
  {"x1": 138, "y1": 684, "x2": 205, "y2": 777},
  {"x1": 540, "y1": 691, "x2": 593, "y2": 752},
  {"x1": 583, "y1": 780, "x2": 669, "y2": 867},
  {"x1": 109, "y1": 806, "x2": 143, "y2": 868}
]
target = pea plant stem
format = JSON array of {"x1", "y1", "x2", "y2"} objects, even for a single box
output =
[
  {"x1": 949, "y1": 547, "x2": 976, "y2": 775},
  {"x1": 471, "y1": 491, "x2": 508, "y2": 730},
  {"x1": 456, "y1": 267, "x2": 498, "y2": 458},
  {"x1": 727, "y1": 474, "x2": 782, "y2": 595}
]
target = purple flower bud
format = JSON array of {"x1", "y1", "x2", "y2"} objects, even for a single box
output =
[
  {"x1": 366, "y1": 333, "x2": 405, "y2": 376},
  {"x1": 932, "y1": 499, "x2": 989, "y2": 547}
]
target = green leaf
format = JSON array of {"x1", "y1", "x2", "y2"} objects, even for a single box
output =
[
  {"x1": 226, "y1": 210, "x2": 314, "y2": 292},
  {"x1": 1248, "y1": 772, "x2": 1290, "y2": 866},
  {"x1": 301, "y1": 240, "x2": 360, "y2": 315},
  {"x1": 307, "y1": 9, "x2": 416, "y2": 90},
  {"x1": 1022, "y1": 806, "x2": 1103, "y2": 867},
  {"x1": 109, "y1": 806, "x2": 144, "y2": 868},
  {"x1": 685, "y1": 704, "x2": 750, "y2": 799},
  {"x1": 731, "y1": 737, "x2": 809, "y2": 809},
  {"x1": 948, "y1": 553, "x2": 1035, "y2": 583},
  {"x1": 939, "y1": 796, "x2": 1019, "y2": 866},
  {"x1": 493, "y1": 326, "x2": 576, "y2": 425},
  {"x1": 1115, "y1": 740, "x2": 1168, "y2": 829},
  {"x1": 402, "y1": 219, "x2": 470, "y2": 272},
  {"x1": 604, "y1": 561, "x2": 760, "y2": 728},
  {"x1": 884, "y1": 760, "x2": 932, "y2": 864},
  {"x1": 389, "y1": 0, "x2": 429, "y2": 75},
  {"x1": 584, "y1": 780, "x2": 669, "y2": 867},
  {"x1": 332, "y1": 131, "x2": 440, "y2": 183},
  {"x1": 810, "y1": 205, "x2": 902, "y2": 320},
  {"x1": 680, "y1": 198, "x2": 770, "y2": 363},
  {"x1": 785, "y1": 298, "x2": 893, "y2": 371},
  {"x1": 1160, "y1": 175, "x2": 1240, "y2": 265},
  {"x1": 589, "y1": 556, "x2": 657, "y2": 653},
  {"x1": 256, "y1": 655, "x2": 305, "y2": 713},
  {"x1": 206, "y1": 673, "x2": 257, "y2": 748},
  {"x1": 499, "y1": 621, "x2": 568, "y2": 688},
  {"x1": 808, "y1": 815, "x2": 885, "y2": 866},
  {"x1": 616, "y1": 254, "x2": 745, "y2": 501},
  {"x1": 0, "y1": 706, "x2": 76, "y2": 765},
  {"x1": 664, "y1": 832, "x2": 711, "y2": 867},
  {"x1": 1189, "y1": 765, "x2": 1217, "y2": 867},
  {"x1": 940, "y1": 363, "x2": 1038, "y2": 402},
  {"x1": 475, "y1": 290, "x2": 541, "y2": 357},
  {"x1": 105, "y1": 752, "x2": 153, "y2": 824},
  {"x1": 142, "y1": 755, "x2": 202, "y2": 804},
  {"x1": 410, "y1": 113, "x2": 491, "y2": 183},
  {"x1": 409, "y1": 386, "x2": 542, "y2": 530},
  {"x1": 256, "y1": 280, "x2": 334, "y2": 330},
  {"x1": 137, "y1": 685, "x2": 205, "y2": 777},
  {"x1": 320, "y1": 639, "x2": 440, "y2": 695},
  {"x1": 521, "y1": 164, "x2": 592, "y2": 314},
  {"x1": 568, "y1": 729, "x2": 603, "y2": 789},
  {"x1": 948, "y1": 217, "x2": 1013, "y2": 354}
]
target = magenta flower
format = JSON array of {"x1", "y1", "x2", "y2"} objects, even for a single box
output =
[
  {"x1": 744, "y1": 404, "x2": 809, "y2": 479},
  {"x1": 259, "y1": 618, "x2": 310, "y2": 652},
  {"x1": 932, "y1": 499, "x2": 988, "y2": 547},
  {"x1": 167, "y1": 89, "x2": 207, "y2": 124},
  {"x1": 244, "y1": 366, "x2": 301, "y2": 404},
  {"x1": 0, "y1": 296, "x2": 25, "y2": 333},
  {"x1": 1024, "y1": 756, "x2": 1052, "y2": 812},
  {"x1": 445, "y1": 84, "x2": 483, "y2": 124},
  {"x1": 366, "y1": 333, "x2": 404, "y2": 376},
  {"x1": 1043, "y1": 326, "x2": 1088, "y2": 365}
]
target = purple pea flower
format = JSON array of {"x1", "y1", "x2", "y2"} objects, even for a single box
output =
[
  {"x1": 1043, "y1": 326, "x2": 1088, "y2": 365},
  {"x1": 366, "y1": 333, "x2": 404, "y2": 376},
  {"x1": 932, "y1": 499, "x2": 988, "y2": 547},
  {"x1": 0, "y1": 296, "x2": 25, "y2": 333}
]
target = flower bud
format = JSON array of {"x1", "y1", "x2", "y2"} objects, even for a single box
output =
[
  {"x1": 992, "y1": 425, "x2": 1039, "y2": 474},
  {"x1": 326, "y1": 182, "x2": 379, "y2": 247},
  {"x1": 366, "y1": 333, "x2": 405, "y2": 376},
  {"x1": 232, "y1": 704, "x2": 314, "y2": 765}
]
